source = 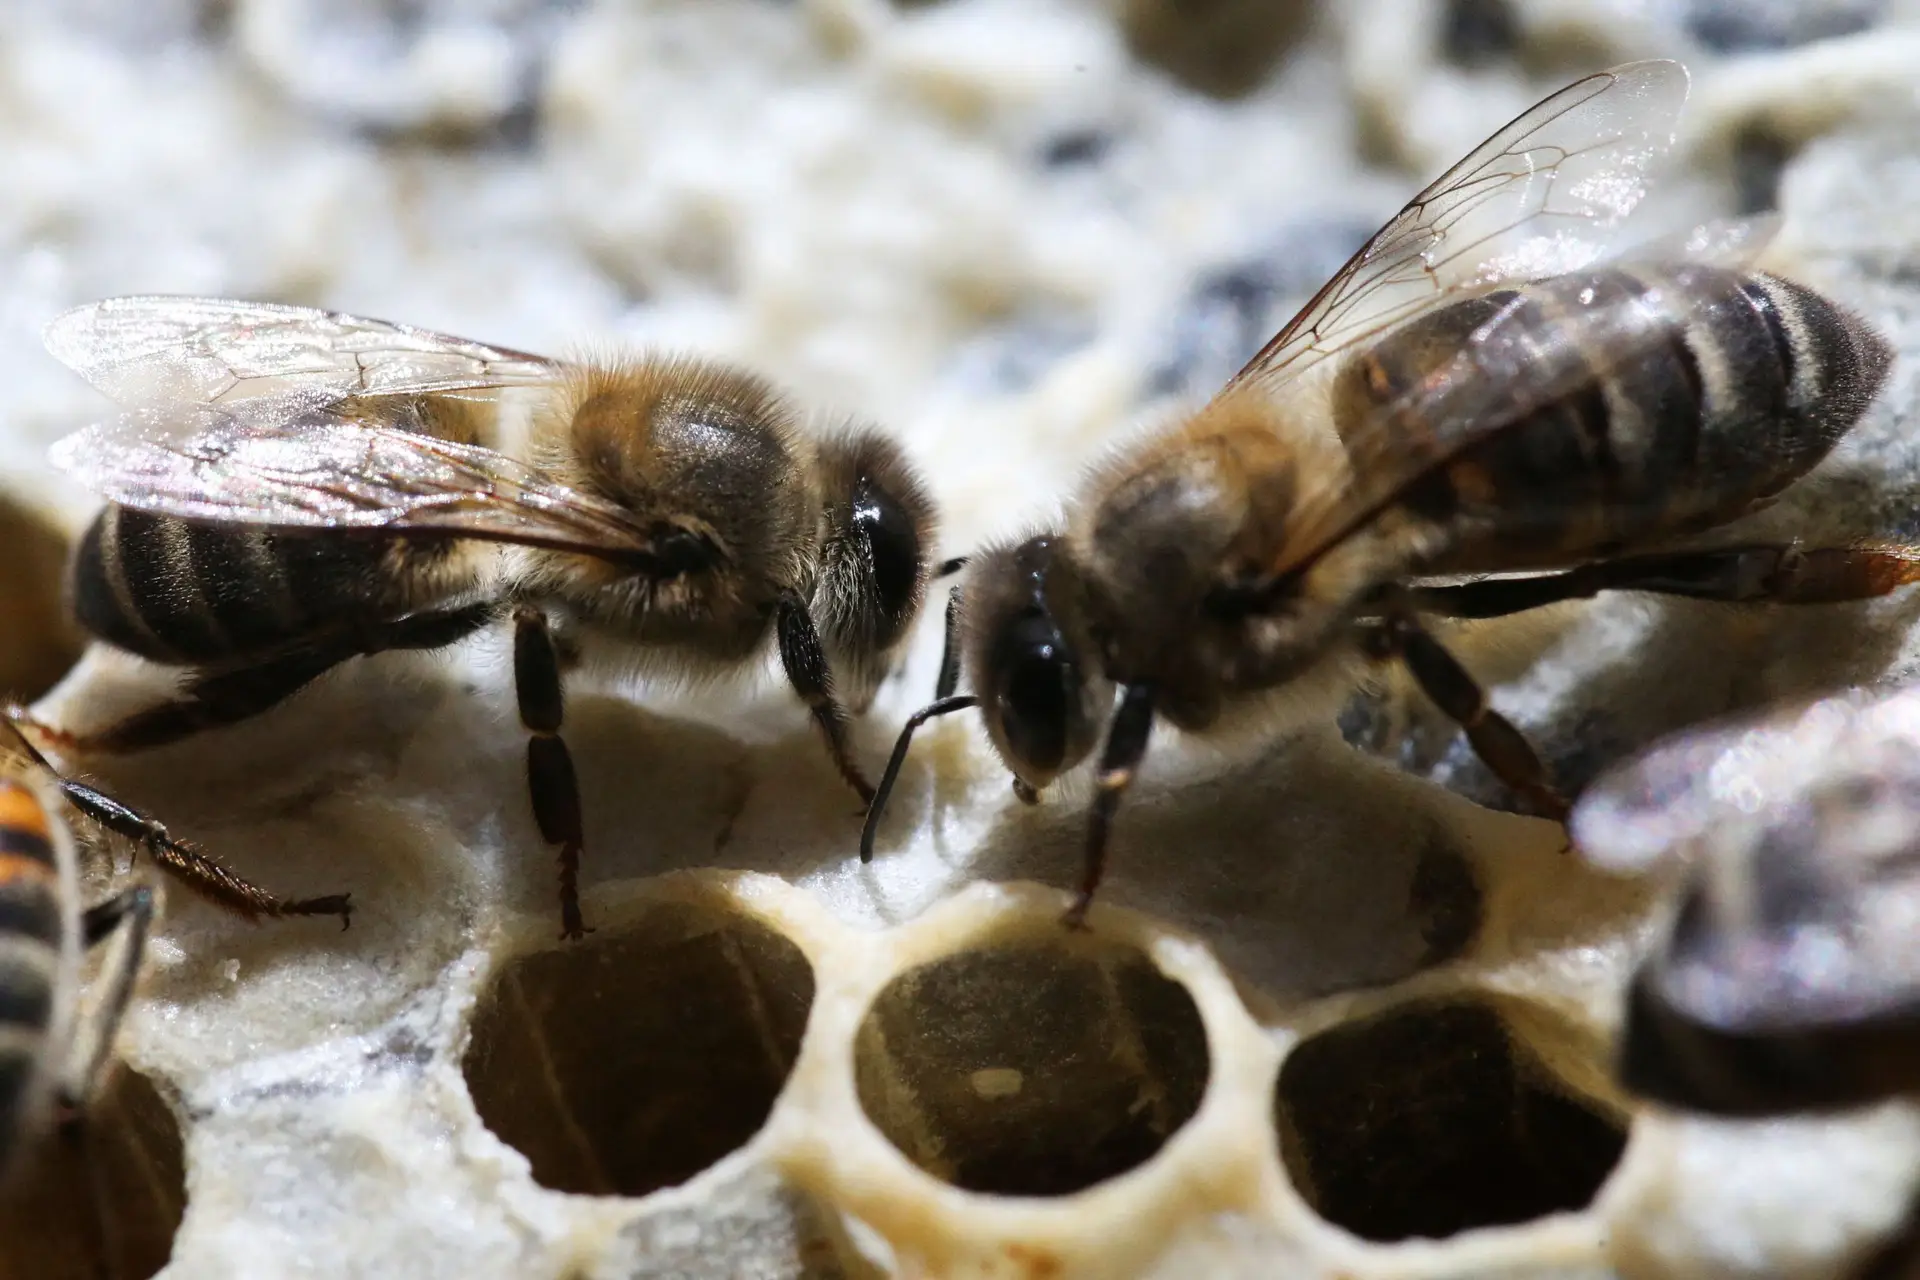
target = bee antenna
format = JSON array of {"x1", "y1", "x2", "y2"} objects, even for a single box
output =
[
  {"x1": 936, "y1": 556, "x2": 970, "y2": 579},
  {"x1": 860, "y1": 694, "x2": 979, "y2": 864}
]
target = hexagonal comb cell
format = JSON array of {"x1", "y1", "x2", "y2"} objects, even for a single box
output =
[
  {"x1": 854, "y1": 934, "x2": 1208, "y2": 1196},
  {"x1": 1274, "y1": 998, "x2": 1626, "y2": 1242},
  {"x1": 463, "y1": 897, "x2": 814, "y2": 1197},
  {"x1": 0, "y1": 1066, "x2": 186, "y2": 1280}
]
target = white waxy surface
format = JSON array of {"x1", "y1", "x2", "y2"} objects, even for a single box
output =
[{"x1": 3, "y1": 2, "x2": 1920, "y2": 1277}]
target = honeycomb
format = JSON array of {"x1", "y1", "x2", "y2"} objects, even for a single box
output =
[{"x1": 3, "y1": 1, "x2": 1920, "y2": 1277}]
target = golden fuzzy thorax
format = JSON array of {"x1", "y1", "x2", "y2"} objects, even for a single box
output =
[
  {"x1": 516, "y1": 357, "x2": 820, "y2": 660},
  {"x1": 1062, "y1": 383, "x2": 1382, "y2": 727}
]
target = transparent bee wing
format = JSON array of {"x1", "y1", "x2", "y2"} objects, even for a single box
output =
[
  {"x1": 43, "y1": 296, "x2": 558, "y2": 434},
  {"x1": 1227, "y1": 59, "x2": 1690, "y2": 399},
  {"x1": 49, "y1": 408, "x2": 654, "y2": 562}
]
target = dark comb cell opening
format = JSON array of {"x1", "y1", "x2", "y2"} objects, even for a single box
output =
[
  {"x1": 854, "y1": 936, "x2": 1209, "y2": 1196},
  {"x1": 1442, "y1": 0, "x2": 1518, "y2": 65},
  {"x1": 1275, "y1": 999, "x2": 1626, "y2": 1242},
  {"x1": 1118, "y1": 0, "x2": 1311, "y2": 99},
  {"x1": 0, "y1": 1066, "x2": 186, "y2": 1280},
  {"x1": 1731, "y1": 122, "x2": 1792, "y2": 216},
  {"x1": 463, "y1": 899, "x2": 815, "y2": 1198}
]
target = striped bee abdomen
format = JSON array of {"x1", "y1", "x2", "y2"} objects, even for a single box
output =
[
  {"x1": 1336, "y1": 265, "x2": 1892, "y2": 569},
  {"x1": 69, "y1": 508, "x2": 445, "y2": 667},
  {"x1": 0, "y1": 779, "x2": 62, "y2": 1170}
]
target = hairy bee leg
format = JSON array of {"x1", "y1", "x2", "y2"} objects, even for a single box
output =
[
  {"x1": 1411, "y1": 544, "x2": 1920, "y2": 619},
  {"x1": 58, "y1": 778, "x2": 353, "y2": 926},
  {"x1": 1065, "y1": 682, "x2": 1157, "y2": 929},
  {"x1": 513, "y1": 607, "x2": 589, "y2": 941},
  {"x1": 1607, "y1": 544, "x2": 1920, "y2": 605},
  {"x1": 56, "y1": 883, "x2": 155, "y2": 1280},
  {"x1": 932, "y1": 577, "x2": 968, "y2": 701},
  {"x1": 860, "y1": 694, "x2": 979, "y2": 864},
  {"x1": 60, "y1": 601, "x2": 499, "y2": 756},
  {"x1": 776, "y1": 595, "x2": 875, "y2": 805},
  {"x1": 1361, "y1": 615, "x2": 1569, "y2": 821},
  {"x1": 58, "y1": 884, "x2": 155, "y2": 1117},
  {"x1": 59, "y1": 648, "x2": 346, "y2": 756},
  {"x1": 6, "y1": 702, "x2": 353, "y2": 926}
]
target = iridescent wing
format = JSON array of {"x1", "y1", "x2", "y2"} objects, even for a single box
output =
[
  {"x1": 43, "y1": 295, "x2": 558, "y2": 432},
  {"x1": 1227, "y1": 59, "x2": 1690, "y2": 398},
  {"x1": 49, "y1": 407, "x2": 655, "y2": 562},
  {"x1": 1215, "y1": 62, "x2": 1786, "y2": 576},
  {"x1": 1276, "y1": 214, "x2": 1778, "y2": 568}
]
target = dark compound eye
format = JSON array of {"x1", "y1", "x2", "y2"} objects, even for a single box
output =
[
  {"x1": 993, "y1": 611, "x2": 1076, "y2": 775},
  {"x1": 853, "y1": 475, "x2": 922, "y2": 629}
]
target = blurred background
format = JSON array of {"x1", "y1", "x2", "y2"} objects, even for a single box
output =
[{"x1": 5, "y1": 4, "x2": 1920, "y2": 1278}]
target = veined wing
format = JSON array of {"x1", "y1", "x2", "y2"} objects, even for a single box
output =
[
  {"x1": 49, "y1": 407, "x2": 654, "y2": 563},
  {"x1": 1226, "y1": 59, "x2": 1690, "y2": 399},
  {"x1": 1269, "y1": 215, "x2": 1778, "y2": 572},
  {"x1": 43, "y1": 295, "x2": 558, "y2": 430}
]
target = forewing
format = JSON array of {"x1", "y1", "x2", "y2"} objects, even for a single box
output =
[
  {"x1": 1227, "y1": 59, "x2": 1689, "y2": 398},
  {"x1": 49, "y1": 409, "x2": 653, "y2": 560},
  {"x1": 43, "y1": 296, "x2": 558, "y2": 429},
  {"x1": 1270, "y1": 214, "x2": 1778, "y2": 571}
]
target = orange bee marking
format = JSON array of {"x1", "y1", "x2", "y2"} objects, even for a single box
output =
[
  {"x1": 0, "y1": 780, "x2": 52, "y2": 843},
  {"x1": 0, "y1": 852, "x2": 56, "y2": 889}
]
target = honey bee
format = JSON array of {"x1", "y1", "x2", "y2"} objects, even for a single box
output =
[
  {"x1": 1573, "y1": 685, "x2": 1920, "y2": 1115},
  {"x1": 862, "y1": 59, "x2": 1904, "y2": 925},
  {"x1": 40, "y1": 300, "x2": 939, "y2": 938},
  {"x1": 0, "y1": 722, "x2": 154, "y2": 1254}
]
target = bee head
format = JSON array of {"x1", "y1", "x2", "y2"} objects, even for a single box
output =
[{"x1": 965, "y1": 535, "x2": 1111, "y2": 794}]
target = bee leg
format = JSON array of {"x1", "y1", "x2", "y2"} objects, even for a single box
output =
[
  {"x1": 513, "y1": 607, "x2": 590, "y2": 941},
  {"x1": 1360, "y1": 614, "x2": 1569, "y2": 821},
  {"x1": 1411, "y1": 544, "x2": 1920, "y2": 619},
  {"x1": 61, "y1": 602, "x2": 499, "y2": 756},
  {"x1": 4, "y1": 702, "x2": 352, "y2": 926},
  {"x1": 48, "y1": 647, "x2": 348, "y2": 756},
  {"x1": 776, "y1": 595, "x2": 875, "y2": 805},
  {"x1": 1582, "y1": 544, "x2": 1920, "y2": 605},
  {"x1": 933, "y1": 582, "x2": 966, "y2": 701},
  {"x1": 55, "y1": 775, "x2": 354, "y2": 926},
  {"x1": 1065, "y1": 682, "x2": 1157, "y2": 930},
  {"x1": 860, "y1": 694, "x2": 979, "y2": 863},
  {"x1": 54, "y1": 882, "x2": 156, "y2": 1280},
  {"x1": 57, "y1": 884, "x2": 156, "y2": 1120}
]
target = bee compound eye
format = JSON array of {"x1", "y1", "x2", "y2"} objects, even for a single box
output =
[
  {"x1": 996, "y1": 646, "x2": 1075, "y2": 777},
  {"x1": 851, "y1": 476, "x2": 923, "y2": 631}
]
